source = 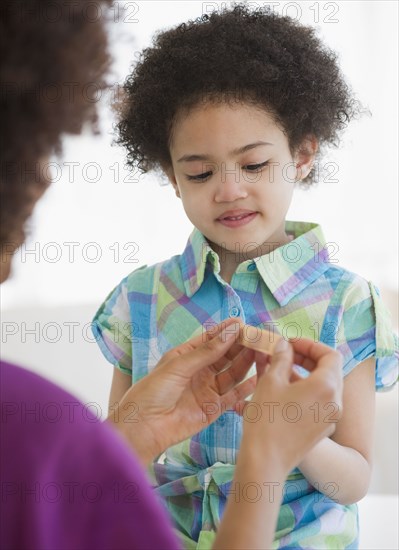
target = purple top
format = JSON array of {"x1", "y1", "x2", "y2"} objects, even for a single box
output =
[{"x1": 0, "y1": 360, "x2": 181, "y2": 550}]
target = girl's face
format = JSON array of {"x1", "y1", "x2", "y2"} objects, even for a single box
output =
[{"x1": 167, "y1": 101, "x2": 316, "y2": 261}]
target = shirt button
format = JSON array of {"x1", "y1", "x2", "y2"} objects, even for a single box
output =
[
  {"x1": 247, "y1": 263, "x2": 256, "y2": 271},
  {"x1": 230, "y1": 306, "x2": 240, "y2": 317}
]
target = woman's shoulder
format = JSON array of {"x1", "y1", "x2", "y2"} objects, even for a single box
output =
[
  {"x1": 0, "y1": 361, "x2": 180, "y2": 550},
  {"x1": 0, "y1": 360, "x2": 78, "y2": 408}
]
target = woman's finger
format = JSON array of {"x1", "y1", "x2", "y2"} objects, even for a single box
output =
[
  {"x1": 292, "y1": 352, "x2": 317, "y2": 372},
  {"x1": 263, "y1": 339, "x2": 293, "y2": 379},
  {"x1": 157, "y1": 319, "x2": 244, "y2": 372},
  {"x1": 164, "y1": 322, "x2": 244, "y2": 379},
  {"x1": 289, "y1": 368, "x2": 304, "y2": 383},
  {"x1": 220, "y1": 375, "x2": 257, "y2": 412},
  {"x1": 233, "y1": 400, "x2": 247, "y2": 416},
  {"x1": 255, "y1": 351, "x2": 269, "y2": 378},
  {"x1": 290, "y1": 338, "x2": 339, "y2": 369},
  {"x1": 202, "y1": 320, "x2": 248, "y2": 365},
  {"x1": 215, "y1": 347, "x2": 255, "y2": 394}
]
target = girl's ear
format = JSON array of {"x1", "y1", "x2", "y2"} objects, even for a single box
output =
[
  {"x1": 164, "y1": 166, "x2": 181, "y2": 198},
  {"x1": 294, "y1": 135, "x2": 318, "y2": 181}
]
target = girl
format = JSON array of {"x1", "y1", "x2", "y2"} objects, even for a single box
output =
[{"x1": 92, "y1": 4, "x2": 398, "y2": 549}]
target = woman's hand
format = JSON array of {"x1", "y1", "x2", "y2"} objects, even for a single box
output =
[
  {"x1": 238, "y1": 337, "x2": 344, "y2": 473},
  {"x1": 213, "y1": 337, "x2": 344, "y2": 550},
  {"x1": 107, "y1": 319, "x2": 256, "y2": 465}
]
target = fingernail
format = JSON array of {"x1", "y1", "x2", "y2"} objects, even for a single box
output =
[{"x1": 274, "y1": 338, "x2": 289, "y2": 352}]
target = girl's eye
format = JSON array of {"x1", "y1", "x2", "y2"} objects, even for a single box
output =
[
  {"x1": 186, "y1": 171, "x2": 212, "y2": 182},
  {"x1": 245, "y1": 161, "x2": 269, "y2": 171},
  {"x1": 186, "y1": 161, "x2": 269, "y2": 181}
]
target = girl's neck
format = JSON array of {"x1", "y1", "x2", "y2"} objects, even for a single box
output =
[{"x1": 210, "y1": 230, "x2": 294, "y2": 285}]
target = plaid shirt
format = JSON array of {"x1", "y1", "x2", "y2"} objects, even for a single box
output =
[{"x1": 92, "y1": 220, "x2": 398, "y2": 549}]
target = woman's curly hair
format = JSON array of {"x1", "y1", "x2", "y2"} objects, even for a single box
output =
[
  {"x1": 0, "y1": 0, "x2": 112, "y2": 249},
  {"x1": 116, "y1": 3, "x2": 364, "y2": 186}
]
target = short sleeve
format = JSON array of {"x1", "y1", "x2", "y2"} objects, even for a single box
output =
[
  {"x1": 91, "y1": 276, "x2": 134, "y2": 375},
  {"x1": 334, "y1": 276, "x2": 398, "y2": 391}
]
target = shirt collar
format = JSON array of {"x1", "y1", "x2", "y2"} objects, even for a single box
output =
[
  {"x1": 180, "y1": 221, "x2": 331, "y2": 305},
  {"x1": 180, "y1": 228, "x2": 219, "y2": 297}
]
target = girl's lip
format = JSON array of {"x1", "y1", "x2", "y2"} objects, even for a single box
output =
[{"x1": 217, "y1": 211, "x2": 258, "y2": 228}]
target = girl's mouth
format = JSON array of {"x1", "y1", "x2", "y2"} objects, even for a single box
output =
[{"x1": 217, "y1": 211, "x2": 257, "y2": 228}]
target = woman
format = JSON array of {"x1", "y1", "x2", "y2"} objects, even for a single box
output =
[{"x1": 0, "y1": 1, "x2": 343, "y2": 548}]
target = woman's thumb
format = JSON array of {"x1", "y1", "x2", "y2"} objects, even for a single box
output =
[
  {"x1": 268, "y1": 338, "x2": 293, "y2": 374},
  {"x1": 274, "y1": 338, "x2": 289, "y2": 353}
]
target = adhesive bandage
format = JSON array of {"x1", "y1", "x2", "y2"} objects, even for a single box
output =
[{"x1": 237, "y1": 324, "x2": 281, "y2": 355}]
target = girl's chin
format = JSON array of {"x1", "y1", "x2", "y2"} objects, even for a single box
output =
[{"x1": 208, "y1": 240, "x2": 262, "y2": 260}]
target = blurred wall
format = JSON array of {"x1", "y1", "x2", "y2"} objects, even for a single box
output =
[{"x1": 1, "y1": 0, "x2": 398, "y2": 311}]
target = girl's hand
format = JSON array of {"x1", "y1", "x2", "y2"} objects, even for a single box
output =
[
  {"x1": 107, "y1": 319, "x2": 256, "y2": 465},
  {"x1": 237, "y1": 338, "x2": 343, "y2": 473}
]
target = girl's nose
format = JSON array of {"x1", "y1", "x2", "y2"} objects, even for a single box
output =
[{"x1": 214, "y1": 164, "x2": 249, "y2": 202}]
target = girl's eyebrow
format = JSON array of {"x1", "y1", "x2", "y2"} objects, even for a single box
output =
[{"x1": 176, "y1": 141, "x2": 274, "y2": 163}]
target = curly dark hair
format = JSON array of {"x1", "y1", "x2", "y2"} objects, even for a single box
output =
[
  {"x1": 116, "y1": 3, "x2": 365, "y2": 186},
  {"x1": 0, "y1": 0, "x2": 112, "y2": 249}
]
